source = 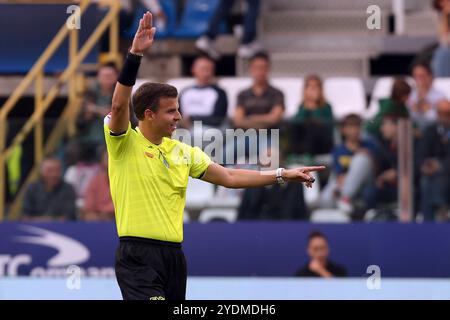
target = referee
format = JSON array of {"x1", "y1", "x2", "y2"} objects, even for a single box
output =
[{"x1": 106, "y1": 12, "x2": 325, "y2": 300}]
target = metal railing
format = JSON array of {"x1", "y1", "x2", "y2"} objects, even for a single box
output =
[{"x1": 0, "y1": 0, "x2": 121, "y2": 220}]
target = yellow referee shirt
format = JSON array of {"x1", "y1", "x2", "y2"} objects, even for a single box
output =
[{"x1": 103, "y1": 117, "x2": 211, "y2": 242}]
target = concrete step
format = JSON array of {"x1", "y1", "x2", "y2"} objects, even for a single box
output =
[
  {"x1": 261, "y1": 34, "x2": 383, "y2": 55},
  {"x1": 404, "y1": 10, "x2": 437, "y2": 36},
  {"x1": 266, "y1": 0, "x2": 420, "y2": 11},
  {"x1": 261, "y1": 10, "x2": 389, "y2": 35},
  {"x1": 237, "y1": 52, "x2": 370, "y2": 78}
]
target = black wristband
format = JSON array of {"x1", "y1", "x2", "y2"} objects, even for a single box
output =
[{"x1": 117, "y1": 52, "x2": 142, "y2": 87}]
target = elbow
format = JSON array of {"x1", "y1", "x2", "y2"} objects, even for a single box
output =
[{"x1": 111, "y1": 102, "x2": 124, "y2": 113}]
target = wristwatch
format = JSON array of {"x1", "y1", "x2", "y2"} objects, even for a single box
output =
[{"x1": 276, "y1": 167, "x2": 285, "y2": 185}]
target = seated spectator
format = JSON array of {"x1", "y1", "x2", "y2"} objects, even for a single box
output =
[
  {"x1": 21, "y1": 158, "x2": 76, "y2": 222},
  {"x1": 120, "y1": 1, "x2": 166, "y2": 30},
  {"x1": 68, "y1": 63, "x2": 118, "y2": 165},
  {"x1": 179, "y1": 54, "x2": 228, "y2": 143},
  {"x1": 295, "y1": 231, "x2": 347, "y2": 278},
  {"x1": 431, "y1": 0, "x2": 450, "y2": 77},
  {"x1": 407, "y1": 62, "x2": 446, "y2": 131},
  {"x1": 81, "y1": 150, "x2": 115, "y2": 221},
  {"x1": 366, "y1": 77, "x2": 411, "y2": 140},
  {"x1": 195, "y1": 0, "x2": 261, "y2": 59},
  {"x1": 64, "y1": 144, "x2": 100, "y2": 210},
  {"x1": 229, "y1": 52, "x2": 284, "y2": 163},
  {"x1": 365, "y1": 114, "x2": 408, "y2": 215},
  {"x1": 320, "y1": 114, "x2": 377, "y2": 216},
  {"x1": 237, "y1": 148, "x2": 308, "y2": 220},
  {"x1": 419, "y1": 100, "x2": 450, "y2": 221},
  {"x1": 287, "y1": 74, "x2": 334, "y2": 158},
  {"x1": 233, "y1": 52, "x2": 284, "y2": 130}
]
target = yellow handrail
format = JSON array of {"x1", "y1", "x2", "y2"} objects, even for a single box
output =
[{"x1": 0, "y1": 0, "x2": 121, "y2": 220}]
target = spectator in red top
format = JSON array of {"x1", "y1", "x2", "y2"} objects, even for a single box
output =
[{"x1": 81, "y1": 150, "x2": 115, "y2": 221}]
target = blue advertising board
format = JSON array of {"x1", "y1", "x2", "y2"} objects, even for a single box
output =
[{"x1": 1, "y1": 222, "x2": 450, "y2": 278}]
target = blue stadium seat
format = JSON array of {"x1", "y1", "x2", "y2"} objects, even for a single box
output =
[
  {"x1": 0, "y1": 5, "x2": 99, "y2": 74},
  {"x1": 172, "y1": 0, "x2": 223, "y2": 39}
]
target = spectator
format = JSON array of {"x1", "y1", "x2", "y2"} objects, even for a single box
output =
[
  {"x1": 431, "y1": 0, "x2": 450, "y2": 76},
  {"x1": 419, "y1": 100, "x2": 450, "y2": 221},
  {"x1": 366, "y1": 78, "x2": 411, "y2": 140},
  {"x1": 77, "y1": 63, "x2": 118, "y2": 150},
  {"x1": 179, "y1": 55, "x2": 228, "y2": 140},
  {"x1": 295, "y1": 231, "x2": 347, "y2": 277},
  {"x1": 119, "y1": 0, "x2": 166, "y2": 35},
  {"x1": 407, "y1": 62, "x2": 446, "y2": 131},
  {"x1": 64, "y1": 144, "x2": 100, "y2": 210},
  {"x1": 287, "y1": 74, "x2": 334, "y2": 157},
  {"x1": 320, "y1": 114, "x2": 377, "y2": 216},
  {"x1": 234, "y1": 53, "x2": 284, "y2": 130},
  {"x1": 195, "y1": 0, "x2": 261, "y2": 59},
  {"x1": 228, "y1": 52, "x2": 284, "y2": 162},
  {"x1": 81, "y1": 150, "x2": 115, "y2": 221},
  {"x1": 21, "y1": 158, "x2": 76, "y2": 222},
  {"x1": 365, "y1": 114, "x2": 407, "y2": 215},
  {"x1": 237, "y1": 148, "x2": 308, "y2": 220}
]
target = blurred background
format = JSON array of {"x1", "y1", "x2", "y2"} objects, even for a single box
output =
[{"x1": 0, "y1": 0, "x2": 449, "y2": 299}]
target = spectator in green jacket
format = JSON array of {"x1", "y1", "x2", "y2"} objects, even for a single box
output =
[
  {"x1": 287, "y1": 75, "x2": 334, "y2": 159},
  {"x1": 366, "y1": 78, "x2": 411, "y2": 140}
]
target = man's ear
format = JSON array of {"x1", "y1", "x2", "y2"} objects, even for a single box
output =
[{"x1": 144, "y1": 108, "x2": 156, "y2": 120}]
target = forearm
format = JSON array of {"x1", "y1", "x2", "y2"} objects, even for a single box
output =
[
  {"x1": 226, "y1": 168, "x2": 277, "y2": 188},
  {"x1": 250, "y1": 113, "x2": 281, "y2": 127}
]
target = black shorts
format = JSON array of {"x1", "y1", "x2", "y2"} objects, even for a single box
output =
[{"x1": 115, "y1": 236, "x2": 187, "y2": 300}]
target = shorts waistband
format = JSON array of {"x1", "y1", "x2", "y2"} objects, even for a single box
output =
[{"x1": 119, "y1": 236, "x2": 182, "y2": 248}]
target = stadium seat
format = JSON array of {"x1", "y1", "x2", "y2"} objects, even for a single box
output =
[
  {"x1": 167, "y1": 77, "x2": 197, "y2": 94},
  {"x1": 323, "y1": 77, "x2": 366, "y2": 120},
  {"x1": 0, "y1": 4, "x2": 99, "y2": 74},
  {"x1": 184, "y1": 210, "x2": 191, "y2": 223},
  {"x1": 433, "y1": 78, "x2": 450, "y2": 100},
  {"x1": 310, "y1": 209, "x2": 351, "y2": 223},
  {"x1": 218, "y1": 77, "x2": 253, "y2": 119},
  {"x1": 271, "y1": 77, "x2": 304, "y2": 118},
  {"x1": 302, "y1": 171, "x2": 321, "y2": 209},
  {"x1": 208, "y1": 185, "x2": 243, "y2": 208},
  {"x1": 133, "y1": 78, "x2": 156, "y2": 94},
  {"x1": 198, "y1": 208, "x2": 238, "y2": 223},
  {"x1": 186, "y1": 177, "x2": 215, "y2": 210},
  {"x1": 172, "y1": 0, "x2": 223, "y2": 38}
]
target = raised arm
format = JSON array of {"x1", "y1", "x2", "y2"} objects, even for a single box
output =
[
  {"x1": 202, "y1": 162, "x2": 325, "y2": 189},
  {"x1": 109, "y1": 12, "x2": 156, "y2": 133}
]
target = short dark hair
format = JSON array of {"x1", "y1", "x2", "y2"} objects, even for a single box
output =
[
  {"x1": 340, "y1": 113, "x2": 362, "y2": 127},
  {"x1": 194, "y1": 53, "x2": 216, "y2": 65},
  {"x1": 411, "y1": 62, "x2": 433, "y2": 76},
  {"x1": 100, "y1": 62, "x2": 119, "y2": 73},
  {"x1": 391, "y1": 77, "x2": 412, "y2": 104},
  {"x1": 249, "y1": 51, "x2": 271, "y2": 64},
  {"x1": 132, "y1": 82, "x2": 178, "y2": 120},
  {"x1": 308, "y1": 230, "x2": 327, "y2": 243}
]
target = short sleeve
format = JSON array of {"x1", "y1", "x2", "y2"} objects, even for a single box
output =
[
  {"x1": 103, "y1": 115, "x2": 132, "y2": 160},
  {"x1": 274, "y1": 89, "x2": 285, "y2": 109},
  {"x1": 189, "y1": 146, "x2": 212, "y2": 179}
]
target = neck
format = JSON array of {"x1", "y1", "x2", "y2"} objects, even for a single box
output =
[
  {"x1": 100, "y1": 86, "x2": 113, "y2": 96},
  {"x1": 304, "y1": 100, "x2": 319, "y2": 109},
  {"x1": 345, "y1": 139, "x2": 360, "y2": 150},
  {"x1": 138, "y1": 122, "x2": 163, "y2": 145},
  {"x1": 197, "y1": 79, "x2": 211, "y2": 87},
  {"x1": 253, "y1": 80, "x2": 268, "y2": 89}
]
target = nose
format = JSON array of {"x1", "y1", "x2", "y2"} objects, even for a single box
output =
[{"x1": 175, "y1": 110, "x2": 182, "y2": 121}]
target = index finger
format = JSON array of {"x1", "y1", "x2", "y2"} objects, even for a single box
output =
[{"x1": 302, "y1": 166, "x2": 326, "y2": 172}]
